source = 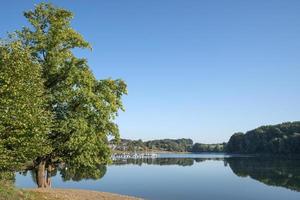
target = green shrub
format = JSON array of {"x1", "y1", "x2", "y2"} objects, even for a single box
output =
[{"x1": 0, "y1": 180, "x2": 33, "y2": 200}]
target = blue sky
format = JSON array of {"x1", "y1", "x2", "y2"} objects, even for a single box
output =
[{"x1": 1, "y1": 0, "x2": 300, "y2": 143}]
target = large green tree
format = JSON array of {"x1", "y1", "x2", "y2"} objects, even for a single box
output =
[
  {"x1": 0, "y1": 41, "x2": 52, "y2": 171},
  {"x1": 1, "y1": 3, "x2": 126, "y2": 187}
]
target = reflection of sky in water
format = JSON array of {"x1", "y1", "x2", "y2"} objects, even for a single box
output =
[{"x1": 15, "y1": 154, "x2": 300, "y2": 200}]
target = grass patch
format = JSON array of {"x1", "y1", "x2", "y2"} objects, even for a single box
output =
[{"x1": 0, "y1": 181, "x2": 33, "y2": 200}]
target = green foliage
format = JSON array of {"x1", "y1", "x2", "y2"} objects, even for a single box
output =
[
  {"x1": 0, "y1": 4, "x2": 126, "y2": 191},
  {"x1": 0, "y1": 182, "x2": 34, "y2": 200},
  {"x1": 225, "y1": 132, "x2": 245, "y2": 153},
  {"x1": 0, "y1": 42, "x2": 52, "y2": 170},
  {"x1": 226, "y1": 122, "x2": 300, "y2": 154},
  {"x1": 0, "y1": 171, "x2": 33, "y2": 200},
  {"x1": 145, "y1": 138, "x2": 193, "y2": 152},
  {"x1": 111, "y1": 138, "x2": 194, "y2": 152},
  {"x1": 191, "y1": 143, "x2": 225, "y2": 153},
  {"x1": 1, "y1": 3, "x2": 127, "y2": 168},
  {"x1": 111, "y1": 139, "x2": 147, "y2": 152},
  {"x1": 0, "y1": 181, "x2": 19, "y2": 200},
  {"x1": 111, "y1": 138, "x2": 227, "y2": 153}
]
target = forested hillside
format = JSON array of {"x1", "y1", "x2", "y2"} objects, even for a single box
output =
[{"x1": 226, "y1": 122, "x2": 300, "y2": 154}]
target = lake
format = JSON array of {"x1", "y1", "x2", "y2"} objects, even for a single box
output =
[{"x1": 16, "y1": 154, "x2": 300, "y2": 200}]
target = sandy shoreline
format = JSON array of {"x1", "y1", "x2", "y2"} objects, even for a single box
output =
[{"x1": 28, "y1": 188, "x2": 142, "y2": 200}]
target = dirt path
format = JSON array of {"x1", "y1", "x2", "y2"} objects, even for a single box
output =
[{"x1": 29, "y1": 188, "x2": 142, "y2": 200}]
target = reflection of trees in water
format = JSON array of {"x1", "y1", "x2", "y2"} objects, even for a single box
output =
[
  {"x1": 114, "y1": 157, "x2": 300, "y2": 192},
  {"x1": 60, "y1": 165, "x2": 107, "y2": 182},
  {"x1": 17, "y1": 164, "x2": 107, "y2": 187},
  {"x1": 225, "y1": 157, "x2": 300, "y2": 192},
  {"x1": 113, "y1": 157, "x2": 224, "y2": 166},
  {"x1": 113, "y1": 158, "x2": 194, "y2": 166},
  {"x1": 194, "y1": 158, "x2": 224, "y2": 163},
  {"x1": 4, "y1": 156, "x2": 300, "y2": 192}
]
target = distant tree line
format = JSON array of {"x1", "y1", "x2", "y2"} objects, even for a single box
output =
[
  {"x1": 226, "y1": 121, "x2": 300, "y2": 154},
  {"x1": 112, "y1": 121, "x2": 300, "y2": 155},
  {"x1": 145, "y1": 139, "x2": 194, "y2": 152},
  {"x1": 110, "y1": 138, "x2": 225, "y2": 153}
]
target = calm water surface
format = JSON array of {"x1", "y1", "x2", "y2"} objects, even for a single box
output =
[{"x1": 16, "y1": 154, "x2": 300, "y2": 200}]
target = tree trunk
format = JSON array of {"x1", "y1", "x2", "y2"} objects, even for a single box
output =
[
  {"x1": 45, "y1": 165, "x2": 52, "y2": 187},
  {"x1": 36, "y1": 159, "x2": 53, "y2": 188},
  {"x1": 36, "y1": 160, "x2": 46, "y2": 188}
]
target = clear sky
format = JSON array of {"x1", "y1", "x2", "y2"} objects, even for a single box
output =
[{"x1": 1, "y1": 0, "x2": 300, "y2": 143}]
